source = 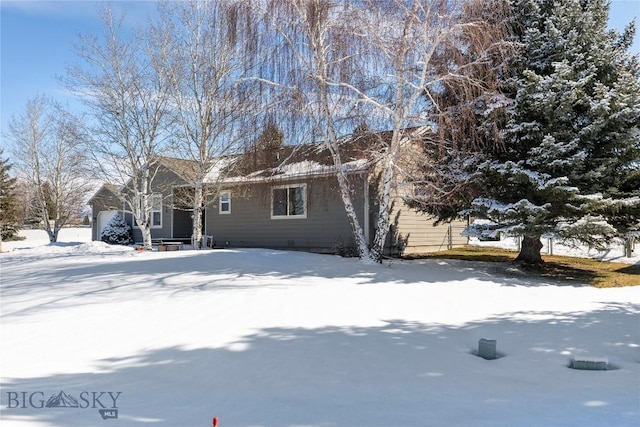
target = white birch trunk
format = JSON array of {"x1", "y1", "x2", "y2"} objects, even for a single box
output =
[
  {"x1": 141, "y1": 199, "x2": 153, "y2": 250},
  {"x1": 332, "y1": 160, "x2": 374, "y2": 263},
  {"x1": 141, "y1": 224, "x2": 153, "y2": 250},
  {"x1": 321, "y1": 112, "x2": 373, "y2": 262},
  {"x1": 192, "y1": 178, "x2": 204, "y2": 249},
  {"x1": 370, "y1": 129, "x2": 407, "y2": 261},
  {"x1": 144, "y1": 167, "x2": 154, "y2": 250},
  {"x1": 45, "y1": 226, "x2": 56, "y2": 243},
  {"x1": 132, "y1": 166, "x2": 154, "y2": 251},
  {"x1": 306, "y1": 3, "x2": 374, "y2": 263},
  {"x1": 370, "y1": 156, "x2": 396, "y2": 261},
  {"x1": 45, "y1": 218, "x2": 62, "y2": 243}
]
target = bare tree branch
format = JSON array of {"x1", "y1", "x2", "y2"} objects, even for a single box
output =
[
  {"x1": 7, "y1": 95, "x2": 91, "y2": 242},
  {"x1": 63, "y1": 5, "x2": 173, "y2": 249}
]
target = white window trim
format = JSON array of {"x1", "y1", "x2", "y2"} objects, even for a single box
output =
[
  {"x1": 271, "y1": 183, "x2": 307, "y2": 219},
  {"x1": 151, "y1": 194, "x2": 162, "y2": 228},
  {"x1": 132, "y1": 193, "x2": 163, "y2": 229},
  {"x1": 219, "y1": 191, "x2": 231, "y2": 215}
]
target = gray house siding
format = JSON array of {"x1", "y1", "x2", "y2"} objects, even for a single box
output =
[
  {"x1": 205, "y1": 175, "x2": 367, "y2": 252},
  {"x1": 387, "y1": 206, "x2": 469, "y2": 255},
  {"x1": 90, "y1": 154, "x2": 470, "y2": 254},
  {"x1": 383, "y1": 185, "x2": 469, "y2": 255},
  {"x1": 128, "y1": 168, "x2": 189, "y2": 242}
]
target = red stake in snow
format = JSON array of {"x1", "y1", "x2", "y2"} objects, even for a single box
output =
[{"x1": 213, "y1": 416, "x2": 219, "y2": 427}]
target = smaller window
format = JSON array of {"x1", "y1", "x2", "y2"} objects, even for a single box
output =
[
  {"x1": 151, "y1": 194, "x2": 162, "y2": 227},
  {"x1": 219, "y1": 192, "x2": 231, "y2": 214},
  {"x1": 134, "y1": 193, "x2": 163, "y2": 228}
]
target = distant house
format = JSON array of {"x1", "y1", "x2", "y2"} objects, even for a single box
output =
[{"x1": 89, "y1": 140, "x2": 468, "y2": 255}]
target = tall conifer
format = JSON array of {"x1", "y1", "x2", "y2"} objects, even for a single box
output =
[
  {"x1": 466, "y1": 0, "x2": 640, "y2": 263},
  {"x1": 0, "y1": 149, "x2": 21, "y2": 242}
]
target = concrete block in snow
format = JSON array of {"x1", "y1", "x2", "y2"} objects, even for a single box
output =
[{"x1": 478, "y1": 338, "x2": 497, "y2": 360}]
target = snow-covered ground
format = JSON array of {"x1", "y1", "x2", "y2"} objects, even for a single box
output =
[{"x1": 1, "y1": 229, "x2": 639, "y2": 426}]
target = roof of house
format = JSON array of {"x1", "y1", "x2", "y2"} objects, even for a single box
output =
[
  {"x1": 88, "y1": 183, "x2": 122, "y2": 205},
  {"x1": 90, "y1": 126, "x2": 431, "y2": 195},
  {"x1": 205, "y1": 134, "x2": 384, "y2": 184},
  {"x1": 219, "y1": 158, "x2": 371, "y2": 184},
  {"x1": 158, "y1": 156, "x2": 200, "y2": 182},
  {"x1": 208, "y1": 126, "x2": 432, "y2": 184}
]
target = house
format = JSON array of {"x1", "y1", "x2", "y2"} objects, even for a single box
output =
[
  {"x1": 89, "y1": 159, "x2": 196, "y2": 243},
  {"x1": 90, "y1": 141, "x2": 468, "y2": 255}
]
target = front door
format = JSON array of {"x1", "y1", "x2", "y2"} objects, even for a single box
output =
[
  {"x1": 172, "y1": 209, "x2": 206, "y2": 239},
  {"x1": 172, "y1": 209, "x2": 193, "y2": 239}
]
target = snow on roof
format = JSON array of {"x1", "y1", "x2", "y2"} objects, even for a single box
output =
[
  {"x1": 202, "y1": 156, "x2": 239, "y2": 183},
  {"x1": 215, "y1": 158, "x2": 371, "y2": 184}
]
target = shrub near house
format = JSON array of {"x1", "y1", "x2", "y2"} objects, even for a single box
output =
[{"x1": 100, "y1": 213, "x2": 132, "y2": 245}]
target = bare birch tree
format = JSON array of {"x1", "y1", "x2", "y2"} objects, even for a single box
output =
[
  {"x1": 361, "y1": 0, "x2": 509, "y2": 261},
  {"x1": 155, "y1": 0, "x2": 256, "y2": 248},
  {"x1": 63, "y1": 6, "x2": 172, "y2": 250},
  {"x1": 255, "y1": 0, "x2": 374, "y2": 261},
  {"x1": 7, "y1": 95, "x2": 90, "y2": 242},
  {"x1": 257, "y1": 0, "x2": 507, "y2": 261}
]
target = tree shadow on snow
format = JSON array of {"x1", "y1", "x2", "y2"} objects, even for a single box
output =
[
  {"x1": 1, "y1": 249, "x2": 561, "y2": 320},
  {"x1": 1, "y1": 303, "x2": 639, "y2": 427}
]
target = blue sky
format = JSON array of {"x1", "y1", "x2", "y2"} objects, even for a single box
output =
[
  {"x1": 1, "y1": 0, "x2": 639, "y2": 150},
  {"x1": 0, "y1": 0, "x2": 158, "y2": 147}
]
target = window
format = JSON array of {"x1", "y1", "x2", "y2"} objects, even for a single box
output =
[
  {"x1": 219, "y1": 191, "x2": 231, "y2": 214},
  {"x1": 271, "y1": 184, "x2": 306, "y2": 218},
  {"x1": 133, "y1": 193, "x2": 162, "y2": 228},
  {"x1": 151, "y1": 194, "x2": 162, "y2": 227}
]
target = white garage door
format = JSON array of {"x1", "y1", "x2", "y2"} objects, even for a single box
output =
[{"x1": 97, "y1": 210, "x2": 118, "y2": 239}]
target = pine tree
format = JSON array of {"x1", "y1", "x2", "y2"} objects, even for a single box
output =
[
  {"x1": 465, "y1": 0, "x2": 640, "y2": 263},
  {"x1": 249, "y1": 122, "x2": 284, "y2": 171},
  {"x1": 0, "y1": 149, "x2": 21, "y2": 243},
  {"x1": 100, "y1": 213, "x2": 132, "y2": 245}
]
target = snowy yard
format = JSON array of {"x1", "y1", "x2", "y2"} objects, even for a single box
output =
[{"x1": 1, "y1": 229, "x2": 639, "y2": 426}]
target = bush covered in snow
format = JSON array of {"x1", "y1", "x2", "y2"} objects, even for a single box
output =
[{"x1": 100, "y1": 213, "x2": 132, "y2": 245}]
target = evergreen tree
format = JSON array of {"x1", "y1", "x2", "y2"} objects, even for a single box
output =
[
  {"x1": 0, "y1": 149, "x2": 21, "y2": 243},
  {"x1": 100, "y1": 213, "x2": 132, "y2": 245},
  {"x1": 465, "y1": 0, "x2": 640, "y2": 263},
  {"x1": 252, "y1": 122, "x2": 284, "y2": 170}
]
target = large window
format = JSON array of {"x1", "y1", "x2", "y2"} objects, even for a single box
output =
[
  {"x1": 219, "y1": 191, "x2": 231, "y2": 214},
  {"x1": 271, "y1": 184, "x2": 306, "y2": 218}
]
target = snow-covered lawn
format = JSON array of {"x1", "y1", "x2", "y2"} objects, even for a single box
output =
[{"x1": 1, "y1": 229, "x2": 639, "y2": 426}]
